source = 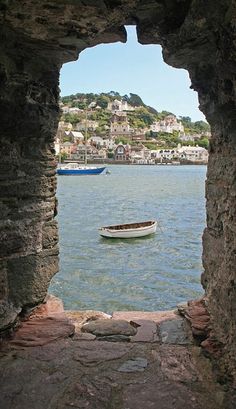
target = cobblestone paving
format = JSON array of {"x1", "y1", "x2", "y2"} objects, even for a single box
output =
[{"x1": 0, "y1": 301, "x2": 235, "y2": 409}]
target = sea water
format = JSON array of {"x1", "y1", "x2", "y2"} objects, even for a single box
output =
[{"x1": 49, "y1": 165, "x2": 206, "y2": 312}]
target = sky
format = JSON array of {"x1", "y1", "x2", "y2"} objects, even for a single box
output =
[{"x1": 60, "y1": 26, "x2": 205, "y2": 122}]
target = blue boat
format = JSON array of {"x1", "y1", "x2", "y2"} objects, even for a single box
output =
[
  {"x1": 57, "y1": 163, "x2": 106, "y2": 175},
  {"x1": 57, "y1": 107, "x2": 107, "y2": 176}
]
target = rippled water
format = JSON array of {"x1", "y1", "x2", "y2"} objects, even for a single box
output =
[{"x1": 50, "y1": 165, "x2": 206, "y2": 312}]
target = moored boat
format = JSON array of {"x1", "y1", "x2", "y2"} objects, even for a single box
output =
[
  {"x1": 99, "y1": 220, "x2": 157, "y2": 238},
  {"x1": 57, "y1": 163, "x2": 106, "y2": 175},
  {"x1": 57, "y1": 105, "x2": 106, "y2": 176}
]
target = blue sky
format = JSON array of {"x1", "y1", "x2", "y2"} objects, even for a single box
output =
[{"x1": 60, "y1": 26, "x2": 205, "y2": 122}]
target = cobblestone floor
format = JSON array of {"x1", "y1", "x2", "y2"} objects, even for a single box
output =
[{"x1": 0, "y1": 297, "x2": 235, "y2": 409}]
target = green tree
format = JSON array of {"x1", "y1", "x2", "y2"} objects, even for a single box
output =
[
  {"x1": 96, "y1": 95, "x2": 110, "y2": 109},
  {"x1": 143, "y1": 142, "x2": 157, "y2": 150},
  {"x1": 128, "y1": 93, "x2": 145, "y2": 107},
  {"x1": 57, "y1": 152, "x2": 68, "y2": 163},
  {"x1": 62, "y1": 113, "x2": 80, "y2": 125},
  {"x1": 179, "y1": 116, "x2": 192, "y2": 124},
  {"x1": 197, "y1": 137, "x2": 209, "y2": 149},
  {"x1": 107, "y1": 150, "x2": 114, "y2": 159},
  {"x1": 115, "y1": 136, "x2": 130, "y2": 145},
  {"x1": 193, "y1": 121, "x2": 210, "y2": 133}
]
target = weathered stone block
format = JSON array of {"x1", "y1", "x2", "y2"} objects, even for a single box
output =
[
  {"x1": 42, "y1": 220, "x2": 58, "y2": 249},
  {"x1": 8, "y1": 249, "x2": 59, "y2": 307}
]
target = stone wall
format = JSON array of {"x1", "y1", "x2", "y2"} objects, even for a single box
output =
[
  {"x1": 0, "y1": 29, "x2": 60, "y2": 329},
  {"x1": 0, "y1": 0, "x2": 235, "y2": 380}
]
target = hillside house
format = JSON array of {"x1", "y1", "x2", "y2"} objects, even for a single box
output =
[
  {"x1": 180, "y1": 132, "x2": 209, "y2": 142},
  {"x1": 87, "y1": 136, "x2": 104, "y2": 147},
  {"x1": 150, "y1": 115, "x2": 184, "y2": 134},
  {"x1": 56, "y1": 122, "x2": 73, "y2": 143},
  {"x1": 60, "y1": 105, "x2": 70, "y2": 114},
  {"x1": 72, "y1": 143, "x2": 98, "y2": 161},
  {"x1": 131, "y1": 129, "x2": 148, "y2": 142},
  {"x1": 69, "y1": 131, "x2": 84, "y2": 143},
  {"x1": 68, "y1": 107, "x2": 82, "y2": 114},
  {"x1": 60, "y1": 142, "x2": 77, "y2": 157},
  {"x1": 88, "y1": 102, "x2": 97, "y2": 109},
  {"x1": 179, "y1": 133, "x2": 196, "y2": 142},
  {"x1": 102, "y1": 138, "x2": 116, "y2": 149},
  {"x1": 57, "y1": 121, "x2": 73, "y2": 132},
  {"x1": 76, "y1": 119, "x2": 99, "y2": 131},
  {"x1": 107, "y1": 99, "x2": 134, "y2": 112},
  {"x1": 110, "y1": 112, "x2": 131, "y2": 135}
]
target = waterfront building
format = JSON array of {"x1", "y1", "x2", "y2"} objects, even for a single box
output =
[
  {"x1": 95, "y1": 148, "x2": 107, "y2": 160},
  {"x1": 154, "y1": 149, "x2": 177, "y2": 161},
  {"x1": 71, "y1": 143, "x2": 98, "y2": 161},
  {"x1": 177, "y1": 145, "x2": 208, "y2": 163},
  {"x1": 130, "y1": 144, "x2": 152, "y2": 163},
  {"x1": 114, "y1": 144, "x2": 130, "y2": 161},
  {"x1": 60, "y1": 142, "x2": 77, "y2": 157}
]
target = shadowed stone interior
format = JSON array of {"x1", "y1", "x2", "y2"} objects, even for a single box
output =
[{"x1": 0, "y1": 0, "x2": 235, "y2": 380}]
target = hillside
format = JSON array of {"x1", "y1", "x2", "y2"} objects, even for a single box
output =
[{"x1": 60, "y1": 91, "x2": 210, "y2": 149}]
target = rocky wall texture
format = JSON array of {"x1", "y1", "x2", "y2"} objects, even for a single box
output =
[
  {"x1": 0, "y1": 0, "x2": 235, "y2": 380},
  {"x1": 0, "y1": 29, "x2": 61, "y2": 330}
]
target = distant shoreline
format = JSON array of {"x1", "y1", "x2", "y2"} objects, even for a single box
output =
[{"x1": 63, "y1": 159, "x2": 208, "y2": 166}]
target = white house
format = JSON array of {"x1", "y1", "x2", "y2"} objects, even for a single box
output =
[
  {"x1": 154, "y1": 149, "x2": 178, "y2": 161},
  {"x1": 76, "y1": 119, "x2": 99, "y2": 131},
  {"x1": 88, "y1": 101, "x2": 97, "y2": 109},
  {"x1": 110, "y1": 121, "x2": 130, "y2": 134},
  {"x1": 179, "y1": 133, "x2": 196, "y2": 142},
  {"x1": 68, "y1": 107, "x2": 81, "y2": 114},
  {"x1": 150, "y1": 115, "x2": 184, "y2": 134},
  {"x1": 69, "y1": 131, "x2": 84, "y2": 143},
  {"x1": 180, "y1": 133, "x2": 209, "y2": 142},
  {"x1": 87, "y1": 136, "x2": 104, "y2": 147},
  {"x1": 102, "y1": 138, "x2": 117, "y2": 149},
  {"x1": 177, "y1": 146, "x2": 208, "y2": 163},
  {"x1": 57, "y1": 121, "x2": 73, "y2": 131},
  {"x1": 107, "y1": 99, "x2": 135, "y2": 112},
  {"x1": 60, "y1": 105, "x2": 70, "y2": 114}
]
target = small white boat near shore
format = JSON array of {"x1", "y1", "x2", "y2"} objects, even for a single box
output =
[{"x1": 99, "y1": 220, "x2": 157, "y2": 239}]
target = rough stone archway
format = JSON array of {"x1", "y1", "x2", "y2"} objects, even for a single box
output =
[{"x1": 0, "y1": 1, "x2": 235, "y2": 379}]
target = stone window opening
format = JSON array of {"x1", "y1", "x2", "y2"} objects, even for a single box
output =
[
  {"x1": 0, "y1": 3, "x2": 235, "y2": 384},
  {"x1": 51, "y1": 25, "x2": 206, "y2": 316}
]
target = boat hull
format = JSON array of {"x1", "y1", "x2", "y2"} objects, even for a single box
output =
[
  {"x1": 99, "y1": 221, "x2": 157, "y2": 238},
  {"x1": 57, "y1": 166, "x2": 106, "y2": 175}
]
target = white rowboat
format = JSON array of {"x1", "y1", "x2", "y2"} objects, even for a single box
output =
[{"x1": 99, "y1": 220, "x2": 157, "y2": 239}]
